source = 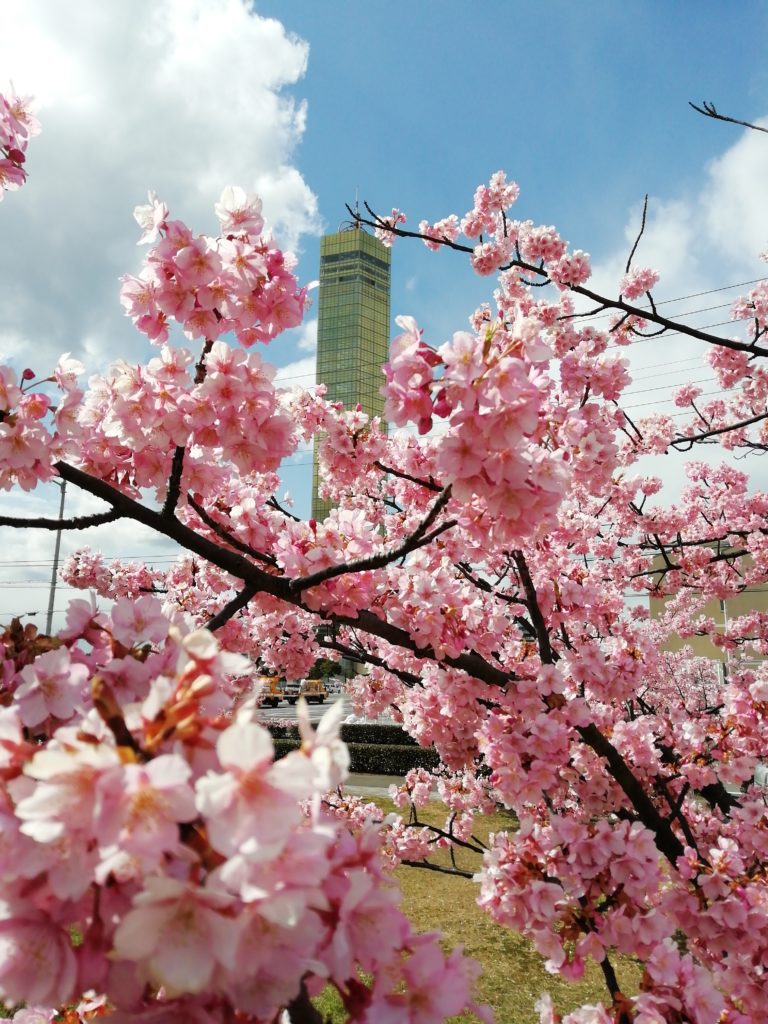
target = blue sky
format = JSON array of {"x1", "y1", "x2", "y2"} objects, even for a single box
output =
[
  {"x1": 258, "y1": 0, "x2": 768, "y2": 507},
  {"x1": 1, "y1": 0, "x2": 767, "y2": 621},
  {"x1": 260, "y1": 0, "x2": 768, "y2": 306}
]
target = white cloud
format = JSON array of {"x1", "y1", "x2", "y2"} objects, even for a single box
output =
[
  {"x1": 0, "y1": 0, "x2": 322, "y2": 625},
  {"x1": 585, "y1": 119, "x2": 768, "y2": 501},
  {"x1": 0, "y1": 0, "x2": 319, "y2": 374},
  {"x1": 591, "y1": 120, "x2": 768, "y2": 337},
  {"x1": 702, "y1": 119, "x2": 768, "y2": 269},
  {"x1": 295, "y1": 317, "x2": 318, "y2": 353},
  {"x1": 274, "y1": 354, "x2": 316, "y2": 389}
]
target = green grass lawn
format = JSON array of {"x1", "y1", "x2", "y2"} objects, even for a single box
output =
[{"x1": 314, "y1": 798, "x2": 641, "y2": 1023}]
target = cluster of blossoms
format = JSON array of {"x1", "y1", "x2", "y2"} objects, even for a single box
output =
[
  {"x1": 0, "y1": 185, "x2": 307, "y2": 499},
  {"x1": 8, "y1": 103, "x2": 768, "y2": 1023},
  {"x1": 0, "y1": 87, "x2": 39, "y2": 198},
  {"x1": 121, "y1": 186, "x2": 306, "y2": 347},
  {"x1": 0, "y1": 603, "x2": 490, "y2": 1023},
  {"x1": 0, "y1": 354, "x2": 83, "y2": 491}
]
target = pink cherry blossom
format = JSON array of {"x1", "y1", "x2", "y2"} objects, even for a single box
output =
[
  {"x1": 112, "y1": 877, "x2": 239, "y2": 996},
  {"x1": 5, "y1": 103, "x2": 768, "y2": 1022}
]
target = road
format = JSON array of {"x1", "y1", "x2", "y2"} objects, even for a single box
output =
[{"x1": 258, "y1": 693, "x2": 350, "y2": 725}]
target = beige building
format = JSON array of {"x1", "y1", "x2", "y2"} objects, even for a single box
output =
[{"x1": 648, "y1": 552, "x2": 768, "y2": 668}]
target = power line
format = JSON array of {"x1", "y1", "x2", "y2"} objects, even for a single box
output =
[
  {"x1": 623, "y1": 375, "x2": 717, "y2": 399},
  {"x1": 573, "y1": 277, "x2": 768, "y2": 322}
]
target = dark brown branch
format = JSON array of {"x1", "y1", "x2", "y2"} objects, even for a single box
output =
[
  {"x1": 406, "y1": 817, "x2": 487, "y2": 854},
  {"x1": 574, "y1": 282, "x2": 768, "y2": 356},
  {"x1": 512, "y1": 550, "x2": 556, "y2": 664},
  {"x1": 267, "y1": 495, "x2": 300, "y2": 522},
  {"x1": 658, "y1": 779, "x2": 698, "y2": 852},
  {"x1": 318, "y1": 636, "x2": 422, "y2": 688},
  {"x1": 162, "y1": 445, "x2": 186, "y2": 518},
  {"x1": 0, "y1": 509, "x2": 121, "y2": 530},
  {"x1": 285, "y1": 980, "x2": 327, "y2": 1024},
  {"x1": 455, "y1": 561, "x2": 519, "y2": 606},
  {"x1": 91, "y1": 675, "x2": 148, "y2": 760},
  {"x1": 187, "y1": 492, "x2": 277, "y2": 566},
  {"x1": 689, "y1": 100, "x2": 768, "y2": 135},
  {"x1": 374, "y1": 460, "x2": 442, "y2": 492},
  {"x1": 355, "y1": 207, "x2": 768, "y2": 358},
  {"x1": 194, "y1": 338, "x2": 214, "y2": 384},
  {"x1": 578, "y1": 723, "x2": 685, "y2": 866},
  {"x1": 671, "y1": 411, "x2": 768, "y2": 451},
  {"x1": 206, "y1": 584, "x2": 258, "y2": 632},
  {"x1": 511, "y1": 548, "x2": 687, "y2": 866},
  {"x1": 400, "y1": 859, "x2": 475, "y2": 879},
  {"x1": 54, "y1": 461, "x2": 512, "y2": 689},
  {"x1": 600, "y1": 956, "x2": 626, "y2": 1018},
  {"x1": 290, "y1": 487, "x2": 455, "y2": 594}
]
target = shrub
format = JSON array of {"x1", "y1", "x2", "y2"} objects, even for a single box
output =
[{"x1": 271, "y1": 736, "x2": 439, "y2": 775}]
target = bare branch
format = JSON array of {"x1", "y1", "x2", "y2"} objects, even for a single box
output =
[
  {"x1": 400, "y1": 859, "x2": 475, "y2": 879},
  {"x1": 356, "y1": 203, "x2": 768, "y2": 357},
  {"x1": 53, "y1": 462, "x2": 512, "y2": 689},
  {"x1": 374, "y1": 460, "x2": 443, "y2": 492},
  {"x1": 671, "y1": 411, "x2": 768, "y2": 451},
  {"x1": 625, "y1": 194, "x2": 649, "y2": 274},
  {"x1": 689, "y1": 100, "x2": 768, "y2": 135},
  {"x1": 267, "y1": 495, "x2": 300, "y2": 522},
  {"x1": 318, "y1": 635, "x2": 422, "y2": 688}
]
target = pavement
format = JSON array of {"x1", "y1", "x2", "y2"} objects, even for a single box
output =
[{"x1": 345, "y1": 773, "x2": 402, "y2": 796}]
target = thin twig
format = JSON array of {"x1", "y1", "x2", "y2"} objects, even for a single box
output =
[
  {"x1": 689, "y1": 100, "x2": 768, "y2": 135},
  {"x1": 400, "y1": 859, "x2": 475, "y2": 879},
  {"x1": 625, "y1": 194, "x2": 649, "y2": 274},
  {"x1": 355, "y1": 204, "x2": 768, "y2": 357},
  {"x1": 671, "y1": 411, "x2": 768, "y2": 451},
  {"x1": 374, "y1": 460, "x2": 442, "y2": 492},
  {"x1": 267, "y1": 495, "x2": 300, "y2": 522}
]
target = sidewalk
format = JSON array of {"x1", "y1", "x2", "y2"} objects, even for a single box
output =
[
  {"x1": 344, "y1": 773, "x2": 440, "y2": 800},
  {"x1": 345, "y1": 772, "x2": 401, "y2": 796}
]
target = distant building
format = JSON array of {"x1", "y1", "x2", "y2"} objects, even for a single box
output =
[
  {"x1": 648, "y1": 552, "x2": 768, "y2": 674},
  {"x1": 311, "y1": 225, "x2": 391, "y2": 519}
]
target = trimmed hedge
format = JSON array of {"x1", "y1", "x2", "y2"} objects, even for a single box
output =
[
  {"x1": 346, "y1": 742, "x2": 439, "y2": 775},
  {"x1": 341, "y1": 722, "x2": 418, "y2": 747},
  {"x1": 267, "y1": 721, "x2": 418, "y2": 747},
  {"x1": 272, "y1": 737, "x2": 439, "y2": 776}
]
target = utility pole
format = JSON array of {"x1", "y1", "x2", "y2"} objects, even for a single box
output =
[{"x1": 45, "y1": 479, "x2": 66, "y2": 634}]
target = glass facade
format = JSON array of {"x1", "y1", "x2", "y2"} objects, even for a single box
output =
[{"x1": 312, "y1": 227, "x2": 391, "y2": 519}]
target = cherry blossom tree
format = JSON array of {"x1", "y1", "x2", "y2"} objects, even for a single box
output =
[{"x1": 2, "y1": 89, "x2": 768, "y2": 1022}]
